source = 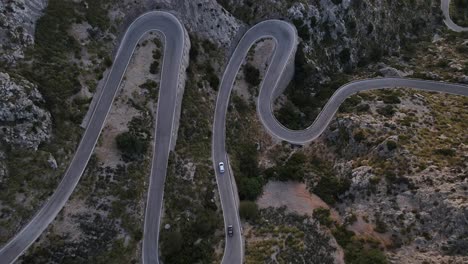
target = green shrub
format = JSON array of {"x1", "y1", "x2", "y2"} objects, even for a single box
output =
[
  {"x1": 381, "y1": 94, "x2": 401, "y2": 104},
  {"x1": 374, "y1": 217, "x2": 388, "y2": 233},
  {"x1": 204, "y1": 63, "x2": 219, "y2": 90},
  {"x1": 434, "y1": 148, "x2": 456, "y2": 156},
  {"x1": 353, "y1": 130, "x2": 366, "y2": 142},
  {"x1": 313, "y1": 174, "x2": 350, "y2": 205},
  {"x1": 139, "y1": 80, "x2": 158, "y2": 92},
  {"x1": 339, "y1": 48, "x2": 351, "y2": 64},
  {"x1": 149, "y1": 60, "x2": 159, "y2": 74},
  {"x1": 238, "y1": 176, "x2": 263, "y2": 200},
  {"x1": 239, "y1": 200, "x2": 259, "y2": 221},
  {"x1": 277, "y1": 152, "x2": 307, "y2": 181},
  {"x1": 451, "y1": 0, "x2": 468, "y2": 27},
  {"x1": 386, "y1": 140, "x2": 397, "y2": 151},
  {"x1": 83, "y1": 0, "x2": 110, "y2": 30},
  {"x1": 160, "y1": 230, "x2": 183, "y2": 257},
  {"x1": 377, "y1": 105, "x2": 396, "y2": 117},
  {"x1": 116, "y1": 132, "x2": 148, "y2": 161},
  {"x1": 333, "y1": 225, "x2": 388, "y2": 264},
  {"x1": 356, "y1": 103, "x2": 370, "y2": 112},
  {"x1": 339, "y1": 95, "x2": 362, "y2": 112},
  {"x1": 244, "y1": 63, "x2": 261, "y2": 87},
  {"x1": 313, "y1": 207, "x2": 334, "y2": 227},
  {"x1": 29, "y1": 0, "x2": 81, "y2": 108}
]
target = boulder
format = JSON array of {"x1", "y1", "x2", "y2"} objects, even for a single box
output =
[{"x1": 379, "y1": 67, "x2": 406, "y2": 78}]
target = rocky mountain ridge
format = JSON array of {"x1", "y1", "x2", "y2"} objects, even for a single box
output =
[
  {"x1": 0, "y1": 72, "x2": 51, "y2": 149},
  {"x1": 0, "y1": 0, "x2": 48, "y2": 65}
]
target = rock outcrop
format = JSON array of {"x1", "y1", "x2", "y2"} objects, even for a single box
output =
[
  {"x1": 0, "y1": 72, "x2": 51, "y2": 149},
  {"x1": 0, "y1": 0, "x2": 48, "y2": 65},
  {"x1": 220, "y1": 0, "x2": 439, "y2": 86}
]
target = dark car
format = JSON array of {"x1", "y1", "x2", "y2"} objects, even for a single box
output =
[{"x1": 227, "y1": 225, "x2": 234, "y2": 237}]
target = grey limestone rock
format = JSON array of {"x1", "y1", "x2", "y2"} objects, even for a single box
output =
[
  {"x1": 0, "y1": 72, "x2": 52, "y2": 149},
  {"x1": 0, "y1": 0, "x2": 48, "y2": 64}
]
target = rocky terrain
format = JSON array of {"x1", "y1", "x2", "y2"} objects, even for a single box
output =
[
  {"x1": 0, "y1": 0, "x2": 48, "y2": 65},
  {"x1": 227, "y1": 20, "x2": 468, "y2": 263},
  {"x1": 0, "y1": 0, "x2": 466, "y2": 263},
  {"x1": 0, "y1": 72, "x2": 51, "y2": 149},
  {"x1": 1, "y1": 0, "x2": 237, "y2": 262}
]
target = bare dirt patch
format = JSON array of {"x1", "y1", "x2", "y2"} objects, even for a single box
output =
[
  {"x1": 257, "y1": 181, "x2": 341, "y2": 221},
  {"x1": 347, "y1": 215, "x2": 393, "y2": 247},
  {"x1": 95, "y1": 33, "x2": 160, "y2": 167}
]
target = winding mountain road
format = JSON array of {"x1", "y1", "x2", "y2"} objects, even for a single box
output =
[
  {"x1": 441, "y1": 0, "x2": 468, "y2": 32},
  {"x1": 1, "y1": 2, "x2": 468, "y2": 264},
  {"x1": 0, "y1": 11, "x2": 189, "y2": 264},
  {"x1": 213, "y1": 4, "x2": 468, "y2": 264}
]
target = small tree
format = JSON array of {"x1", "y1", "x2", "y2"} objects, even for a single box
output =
[
  {"x1": 116, "y1": 132, "x2": 147, "y2": 161},
  {"x1": 244, "y1": 63, "x2": 261, "y2": 86},
  {"x1": 313, "y1": 207, "x2": 334, "y2": 227},
  {"x1": 161, "y1": 230, "x2": 183, "y2": 256},
  {"x1": 239, "y1": 200, "x2": 259, "y2": 221}
]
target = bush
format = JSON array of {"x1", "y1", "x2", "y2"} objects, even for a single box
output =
[
  {"x1": 204, "y1": 63, "x2": 219, "y2": 90},
  {"x1": 313, "y1": 207, "x2": 334, "y2": 227},
  {"x1": 277, "y1": 152, "x2": 307, "y2": 181},
  {"x1": 116, "y1": 132, "x2": 148, "y2": 161},
  {"x1": 374, "y1": 217, "x2": 387, "y2": 233},
  {"x1": 239, "y1": 200, "x2": 259, "y2": 221},
  {"x1": 333, "y1": 225, "x2": 388, "y2": 264},
  {"x1": 339, "y1": 48, "x2": 351, "y2": 64},
  {"x1": 84, "y1": 0, "x2": 110, "y2": 30},
  {"x1": 339, "y1": 95, "x2": 362, "y2": 112},
  {"x1": 381, "y1": 93, "x2": 401, "y2": 104},
  {"x1": 313, "y1": 174, "x2": 350, "y2": 205},
  {"x1": 386, "y1": 140, "x2": 397, "y2": 151},
  {"x1": 161, "y1": 231, "x2": 183, "y2": 256},
  {"x1": 275, "y1": 101, "x2": 304, "y2": 130},
  {"x1": 139, "y1": 79, "x2": 158, "y2": 92},
  {"x1": 149, "y1": 60, "x2": 159, "y2": 74},
  {"x1": 238, "y1": 176, "x2": 263, "y2": 200},
  {"x1": 30, "y1": 0, "x2": 81, "y2": 108},
  {"x1": 434, "y1": 148, "x2": 456, "y2": 156},
  {"x1": 451, "y1": 0, "x2": 468, "y2": 27},
  {"x1": 377, "y1": 105, "x2": 396, "y2": 117},
  {"x1": 353, "y1": 130, "x2": 366, "y2": 143},
  {"x1": 352, "y1": 248, "x2": 388, "y2": 264},
  {"x1": 356, "y1": 103, "x2": 370, "y2": 112},
  {"x1": 244, "y1": 63, "x2": 261, "y2": 86}
]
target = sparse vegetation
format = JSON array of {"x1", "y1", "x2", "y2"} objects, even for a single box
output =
[
  {"x1": 245, "y1": 208, "x2": 335, "y2": 264},
  {"x1": 451, "y1": 0, "x2": 468, "y2": 27},
  {"x1": 160, "y1": 36, "x2": 223, "y2": 263},
  {"x1": 239, "y1": 200, "x2": 259, "y2": 221},
  {"x1": 0, "y1": 0, "x2": 115, "y2": 246},
  {"x1": 332, "y1": 225, "x2": 388, "y2": 264},
  {"x1": 115, "y1": 115, "x2": 151, "y2": 161},
  {"x1": 244, "y1": 63, "x2": 261, "y2": 87},
  {"x1": 275, "y1": 44, "x2": 351, "y2": 129}
]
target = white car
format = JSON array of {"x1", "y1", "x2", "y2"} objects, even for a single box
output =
[{"x1": 218, "y1": 162, "x2": 225, "y2": 173}]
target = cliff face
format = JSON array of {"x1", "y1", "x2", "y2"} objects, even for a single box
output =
[
  {"x1": 0, "y1": 0, "x2": 48, "y2": 64},
  {"x1": 0, "y1": 72, "x2": 51, "y2": 149},
  {"x1": 218, "y1": 0, "x2": 441, "y2": 81},
  {"x1": 0, "y1": 0, "x2": 51, "y2": 184}
]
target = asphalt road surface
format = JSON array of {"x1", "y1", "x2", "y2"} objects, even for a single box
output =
[
  {"x1": 0, "y1": 11, "x2": 187, "y2": 264},
  {"x1": 2, "y1": 3, "x2": 468, "y2": 264},
  {"x1": 212, "y1": 20, "x2": 297, "y2": 264},
  {"x1": 213, "y1": 17, "x2": 468, "y2": 264},
  {"x1": 441, "y1": 0, "x2": 468, "y2": 32}
]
